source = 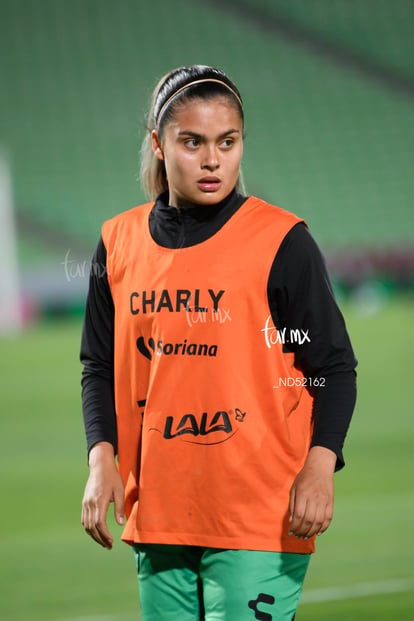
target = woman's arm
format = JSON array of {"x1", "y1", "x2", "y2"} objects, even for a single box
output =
[
  {"x1": 267, "y1": 223, "x2": 357, "y2": 539},
  {"x1": 80, "y1": 237, "x2": 117, "y2": 454},
  {"x1": 80, "y1": 238, "x2": 124, "y2": 547},
  {"x1": 268, "y1": 222, "x2": 357, "y2": 470}
]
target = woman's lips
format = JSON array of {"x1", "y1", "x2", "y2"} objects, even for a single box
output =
[{"x1": 197, "y1": 177, "x2": 221, "y2": 192}]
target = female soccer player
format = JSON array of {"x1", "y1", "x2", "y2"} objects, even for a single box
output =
[{"x1": 80, "y1": 64, "x2": 357, "y2": 621}]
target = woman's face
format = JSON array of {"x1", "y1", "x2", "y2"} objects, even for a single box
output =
[{"x1": 152, "y1": 97, "x2": 243, "y2": 208}]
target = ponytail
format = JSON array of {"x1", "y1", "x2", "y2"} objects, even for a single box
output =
[{"x1": 140, "y1": 73, "x2": 169, "y2": 200}]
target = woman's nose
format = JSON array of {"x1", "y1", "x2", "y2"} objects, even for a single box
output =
[{"x1": 201, "y1": 145, "x2": 219, "y2": 170}]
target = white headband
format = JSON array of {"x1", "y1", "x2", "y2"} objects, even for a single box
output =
[{"x1": 155, "y1": 78, "x2": 243, "y2": 130}]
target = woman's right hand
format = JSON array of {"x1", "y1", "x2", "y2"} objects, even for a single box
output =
[{"x1": 81, "y1": 442, "x2": 125, "y2": 549}]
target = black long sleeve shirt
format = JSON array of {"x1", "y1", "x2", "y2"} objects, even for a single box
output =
[{"x1": 81, "y1": 190, "x2": 357, "y2": 470}]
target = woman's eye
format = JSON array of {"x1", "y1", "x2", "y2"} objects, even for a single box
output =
[
  {"x1": 185, "y1": 139, "x2": 199, "y2": 148},
  {"x1": 221, "y1": 138, "x2": 234, "y2": 148}
]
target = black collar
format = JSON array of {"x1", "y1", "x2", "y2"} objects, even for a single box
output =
[{"x1": 149, "y1": 189, "x2": 248, "y2": 248}]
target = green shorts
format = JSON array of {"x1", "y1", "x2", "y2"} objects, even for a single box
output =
[{"x1": 133, "y1": 544, "x2": 310, "y2": 621}]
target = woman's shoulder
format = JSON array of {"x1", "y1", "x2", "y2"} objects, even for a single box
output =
[
  {"x1": 245, "y1": 195, "x2": 305, "y2": 227},
  {"x1": 101, "y1": 201, "x2": 154, "y2": 248},
  {"x1": 105, "y1": 201, "x2": 154, "y2": 226}
]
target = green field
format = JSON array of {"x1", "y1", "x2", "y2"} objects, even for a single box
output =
[{"x1": 1, "y1": 295, "x2": 413, "y2": 621}]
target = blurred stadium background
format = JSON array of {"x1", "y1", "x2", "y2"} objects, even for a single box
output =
[{"x1": 0, "y1": 1, "x2": 413, "y2": 620}]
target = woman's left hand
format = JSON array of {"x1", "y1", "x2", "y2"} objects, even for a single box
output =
[{"x1": 288, "y1": 446, "x2": 336, "y2": 539}]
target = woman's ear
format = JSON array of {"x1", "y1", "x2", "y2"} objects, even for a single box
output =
[{"x1": 151, "y1": 130, "x2": 164, "y2": 161}]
